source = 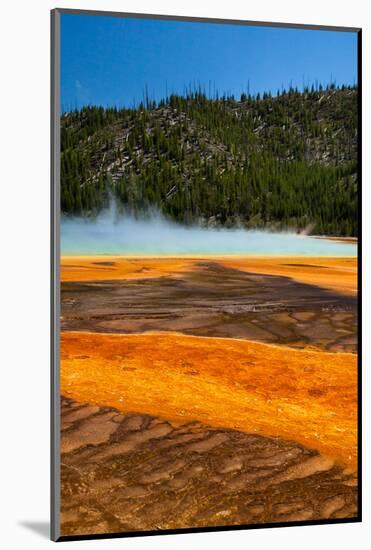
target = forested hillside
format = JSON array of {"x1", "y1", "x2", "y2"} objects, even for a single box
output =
[{"x1": 61, "y1": 85, "x2": 358, "y2": 235}]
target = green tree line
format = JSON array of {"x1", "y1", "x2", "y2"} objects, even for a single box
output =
[{"x1": 61, "y1": 85, "x2": 358, "y2": 236}]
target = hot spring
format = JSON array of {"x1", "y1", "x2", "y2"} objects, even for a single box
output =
[{"x1": 60, "y1": 212, "x2": 357, "y2": 256}]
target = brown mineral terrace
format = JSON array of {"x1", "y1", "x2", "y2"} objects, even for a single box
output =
[
  {"x1": 60, "y1": 396, "x2": 357, "y2": 536},
  {"x1": 61, "y1": 331, "x2": 357, "y2": 471},
  {"x1": 61, "y1": 255, "x2": 357, "y2": 296},
  {"x1": 61, "y1": 256, "x2": 357, "y2": 353}
]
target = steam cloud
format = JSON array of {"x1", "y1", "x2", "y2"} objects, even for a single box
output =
[{"x1": 61, "y1": 203, "x2": 357, "y2": 257}]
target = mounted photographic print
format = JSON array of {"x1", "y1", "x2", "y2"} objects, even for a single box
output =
[{"x1": 51, "y1": 9, "x2": 361, "y2": 541}]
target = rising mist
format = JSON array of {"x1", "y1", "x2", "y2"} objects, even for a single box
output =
[{"x1": 61, "y1": 202, "x2": 357, "y2": 257}]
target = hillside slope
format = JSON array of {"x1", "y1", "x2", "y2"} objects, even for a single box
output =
[{"x1": 61, "y1": 86, "x2": 358, "y2": 235}]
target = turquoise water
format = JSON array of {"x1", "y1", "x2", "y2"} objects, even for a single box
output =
[{"x1": 61, "y1": 214, "x2": 356, "y2": 256}]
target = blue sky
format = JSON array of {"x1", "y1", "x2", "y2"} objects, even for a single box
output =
[{"x1": 61, "y1": 13, "x2": 358, "y2": 111}]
